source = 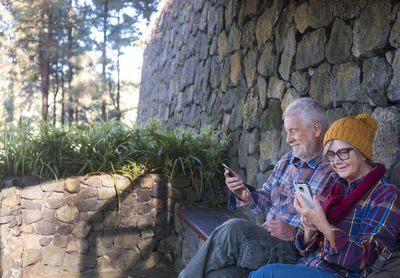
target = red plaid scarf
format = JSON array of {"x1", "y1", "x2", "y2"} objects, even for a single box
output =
[{"x1": 322, "y1": 163, "x2": 386, "y2": 225}]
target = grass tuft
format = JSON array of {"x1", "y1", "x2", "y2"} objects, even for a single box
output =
[{"x1": 0, "y1": 120, "x2": 230, "y2": 206}]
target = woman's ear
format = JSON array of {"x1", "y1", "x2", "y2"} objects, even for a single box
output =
[{"x1": 312, "y1": 121, "x2": 322, "y2": 138}]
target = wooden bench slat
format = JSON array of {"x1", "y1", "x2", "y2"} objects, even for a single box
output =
[{"x1": 177, "y1": 209, "x2": 236, "y2": 240}]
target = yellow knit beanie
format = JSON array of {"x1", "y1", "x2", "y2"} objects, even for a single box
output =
[{"x1": 323, "y1": 114, "x2": 378, "y2": 160}]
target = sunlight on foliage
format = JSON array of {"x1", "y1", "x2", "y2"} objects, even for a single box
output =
[{"x1": 0, "y1": 120, "x2": 230, "y2": 205}]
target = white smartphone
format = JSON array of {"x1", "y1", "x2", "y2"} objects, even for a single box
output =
[{"x1": 294, "y1": 183, "x2": 315, "y2": 208}]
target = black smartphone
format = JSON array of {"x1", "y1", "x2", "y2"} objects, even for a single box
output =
[
  {"x1": 222, "y1": 163, "x2": 232, "y2": 175},
  {"x1": 222, "y1": 163, "x2": 255, "y2": 192}
]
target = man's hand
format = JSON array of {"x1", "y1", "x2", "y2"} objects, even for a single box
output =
[
  {"x1": 225, "y1": 169, "x2": 248, "y2": 202},
  {"x1": 261, "y1": 219, "x2": 295, "y2": 241}
]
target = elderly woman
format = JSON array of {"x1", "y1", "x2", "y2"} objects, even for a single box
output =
[{"x1": 249, "y1": 114, "x2": 400, "y2": 278}]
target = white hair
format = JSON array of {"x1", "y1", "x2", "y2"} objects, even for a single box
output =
[{"x1": 283, "y1": 97, "x2": 328, "y2": 134}]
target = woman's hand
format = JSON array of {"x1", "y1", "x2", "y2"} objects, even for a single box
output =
[
  {"x1": 301, "y1": 215, "x2": 317, "y2": 232},
  {"x1": 300, "y1": 215, "x2": 317, "y2": 242},
  {"x1": 294, "y1": 193, "x2": 334, "y2": 246}
]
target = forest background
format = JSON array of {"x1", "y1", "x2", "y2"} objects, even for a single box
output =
[
  {"x1": 0, "y1": 0, "x2": 158, "y2": 126},
  {"x1": 0, "y1": 0, "x2": 229, "y2": 206}
]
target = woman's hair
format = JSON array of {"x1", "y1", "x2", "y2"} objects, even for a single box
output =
[
  {"x1": 323, "y1": 139, "x2": 373, "y2": 166},
  {"x1": 283, "y1": 97, "x2": 328, "y2": 134}
]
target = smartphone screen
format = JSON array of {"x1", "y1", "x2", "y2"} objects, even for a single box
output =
[{"x1": 294, "y1": 183, "x2": 315, "y2": 208}]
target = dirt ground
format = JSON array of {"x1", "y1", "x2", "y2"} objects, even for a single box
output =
[{"x1": 24, "y1": 267, "x2": 178, "y2": 278}]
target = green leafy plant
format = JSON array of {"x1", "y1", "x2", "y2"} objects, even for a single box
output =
[
  {"x1": 28, "y1": 122, "x2": 84, "y2": 178},
  {"x1": 144, "y1": 122, "x2": 230, "y2": 198},
  {"x1": 0, "y1": 119, "x2": 230, "y2": 206},
  {"x1": 0, "y1": 122, "x2": 34, "y2": 177}
]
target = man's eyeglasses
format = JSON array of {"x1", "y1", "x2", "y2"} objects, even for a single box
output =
[{"x1": 325, "y1": 148, "x2": 354, "y2": 162}]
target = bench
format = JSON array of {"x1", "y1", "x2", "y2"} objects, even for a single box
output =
[{"x1": 176, "y1": 208, "x2": 237, "y2": 240}]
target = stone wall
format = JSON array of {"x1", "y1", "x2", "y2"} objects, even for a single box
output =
[
  {"x1": 138, "y1": 0, "x2": 400, "y2": 187},
  {"x1": 0, "y1": 174, "x2": 200, "y2": 277}
]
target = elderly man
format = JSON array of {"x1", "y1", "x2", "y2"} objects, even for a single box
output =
[{"x1": 179, "y1": 97, "x2": 338, "y2": 278}]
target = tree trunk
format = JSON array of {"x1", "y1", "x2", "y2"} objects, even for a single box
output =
[
  {"x1": 67, "y1": 0, "x2": 74, "y2": 126},
  {"x1": 116, "y1": 12, "x2": 121, "y2": 120},
  {"x1": 101, "y1": 0, "x2": 108, "y2": 121},
  {"x1": 39, "y1": 2, "x2": 53, "y2": 121},
  {"x1": 53, "y1": 68, "x2": 59, "y2": 126},
  {"x1": 61, "y1": 70, "x2": 65, "y2": 125}
]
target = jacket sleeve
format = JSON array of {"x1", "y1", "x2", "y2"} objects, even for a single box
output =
[
  {"x1": 237, "y1": 177, "x2": 273, "y2": 214},
  {"x1": 295, "y1": 225, "x2": 323, "y2": 256},
  {"x1": 321, "y1": 186, "x2": 400, "y2": 270}
]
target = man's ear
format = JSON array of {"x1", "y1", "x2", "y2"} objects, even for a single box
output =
[{"x1": 312, "y1": 121, "x2": 322, "y2": 138}]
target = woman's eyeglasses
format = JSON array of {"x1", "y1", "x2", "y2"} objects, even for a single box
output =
[{"x1": 325, "y1": 148, "x2": 354, "y2": 162}]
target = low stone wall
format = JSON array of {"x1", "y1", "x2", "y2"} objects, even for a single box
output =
[{"x1": 0, "y1": 174, "x2": 201, "y2": 277}]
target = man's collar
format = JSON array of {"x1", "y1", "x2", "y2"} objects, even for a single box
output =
[{"x1": 289, "y1": 150, "x2": 324, "y2": 170}]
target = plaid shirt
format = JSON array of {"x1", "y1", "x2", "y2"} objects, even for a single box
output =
[
  {"x1": 295, "y1": 177, "x2": 400, "y2": 278},
  {"x1": 234, "y1": 150, "x2": 338, "y2": 227}
]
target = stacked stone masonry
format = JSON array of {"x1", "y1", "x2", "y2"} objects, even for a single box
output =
[
  {"x1": 138, "y1": 0, "x2": 400, "y2": 187},
  {"x1": 0, "y1": 174, "x2": 196, "y2": 277}
]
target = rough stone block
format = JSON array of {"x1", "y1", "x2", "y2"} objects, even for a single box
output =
[
  {"x1": 114, "y1": 175, "x2": 131, "y2": 191},
  {"x1": 39, "y1": 236, "x2": 52, "y2": 246},
  {"x1": 96, "y1": 257, "x2": 115, "y2": 272},
  {"x1": 72, "y1": 221, "x2": 92, "y2": 239},
  {"x1": 137, "y1": 238, "x2": 157, "y2": 260},
  {"x1": 57, "y1": 206, "x2": 79, "y2": 223},
  {"x1": 2, "y1": 193, "x2": 19, "y2": 207},
  {"x1": 52, "y1": 234, "x2": 69, "y2": 248},
  {"x1": 0, "y1": 205, "x2": 18, "y2": 217},
  {"x1": 42, "y1": 207, "x2": 56, "y2": 222},
  {"x1": 41, "y1": 180, "x2": 64, "y2": 192},
  {"x1": 25, "y1": 263, "x2": 60, "y2": 276},
  {"x1": 98, "y1": 187, "x2": 115, "y2": 200},
  {"x1": 21, "y1": 186, "x2": 42, "y2": 200},
  {"x1": 141, "y1": 229, "x2": 155, "y2": 239},
  {"x1": 114, "y1": 230, "x2": 140, "y2": 249},
  {"x1": 65, "y1": 178, "x2": 80, "y2": 193},
  {"x1": 66, "y1": 239, "x2": 88, "y2": 254},
  {"x1": 66, "y1": 195, "x2": 79, "y2": 207},
  {"x1": 22, "y1": 210, "x2": 42, "y2": 224},
  {"x1": 63, "y1": 254, "x2": 96, "y2": 272},
  {"x1": 99, "y1": 175, "x2": 114, "y2": 187},
  {"x1": 115, "y1": 250, "x2": 141, "y2": 270},
  {"x1": 35, "y1": 220, "x2": 56, "y2": 236},
  {"x1": 103, "y1": 211, "x2": 120, "y2": 227},
  {"x1": 45, "y1": 193, "x2": 66, "y2": 209},
  {"x1": 137, "y1": 189, "x2": 152, "y2": 202},
  {"x1": 158, "y1": 235, "x2": 178, "y2": 253},
  {"x1": 139, "y1": 174, "x2": 160, "y2": 189},
  {"x1": 1, "y1": 253, "x2": 16, "y2": 269},
  {"x1": 82, "y1": 176, "x2": 102, "y2": 188},
  {"x1": 167, "y1": 185, "x2": 182, "y2": 200},
  {"x1": 295, "y1": 28, "x2": 326, "y2": 70},
  {"x1": 138, "y1": 214, "x2": 154, "y2": 230},
  {"x1": 22, "y1": 249, "x2": 41, "y2": 267},
  {"x1": 57, "y1": 224, "x2": 72, "y2": 235},
  {"x1": 78, "y1": 197, "x2": 98, "y2": 212},
  {"x1": 78, "y1": 187, "x2": 97, "y2": 199},
  {"x1": 151, "y1": 182, "x2": 168, "y2": 199},
  {"x1": 42, "y1": 246, "x2": 64, "y2": 266}
]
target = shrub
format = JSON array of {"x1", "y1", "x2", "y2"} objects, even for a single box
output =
[{"x1": 0, "y1": 120, "x2": 230, "y2": 205}]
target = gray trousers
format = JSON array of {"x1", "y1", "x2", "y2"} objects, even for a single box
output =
[{"x1": 178, "y1": 218, "x2": 299, "y2": 278}]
